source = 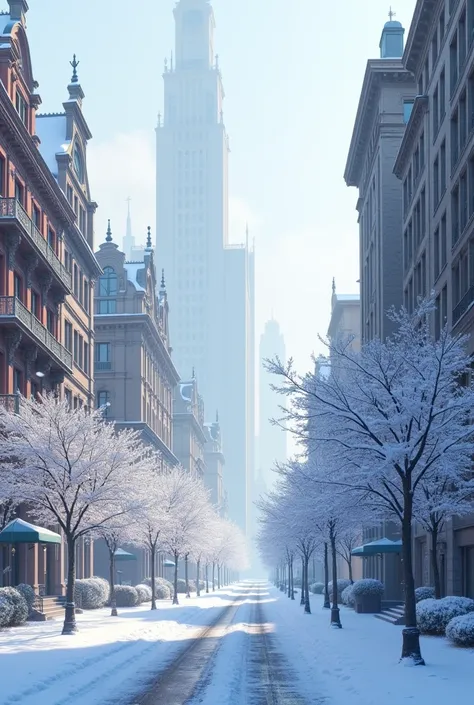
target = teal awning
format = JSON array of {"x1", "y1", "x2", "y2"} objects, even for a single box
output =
[
  {"x1": 164, "y1": 559, "x2": 175, "y2": 567},
  {"x1": 0, "y1": 518, "x2": 61, "y2": 545},
  {"x1": 114, "y1": 548, "x2": 137, "y2": 562},
  {"x1": 351, "y1": 538, "x2": 402, "y2": 556}
]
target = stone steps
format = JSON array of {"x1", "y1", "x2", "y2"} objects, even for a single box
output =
[
  {"x1": 30, "y1": 595, "x2": 66, "y2": 621},
  {"x1": 374, "y1": 603, "x2": 405, "y2": 625}
]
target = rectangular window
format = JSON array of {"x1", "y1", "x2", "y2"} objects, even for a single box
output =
[
  {"x1": 65, "y1": 388, "x2": 72, "y2": 408},
  {"x1": 73, "y1": 330, "x2": 79, "y2": 363},
  {"x1": 15, "y1": 91, "x2": 27, "y2": 125},
  {"x1": 460, "y1": 91, "x2": 468, "y2": 147},
  {"x1": 450, "y1": 33, "x2": 459, "y2": 96},
  {"x1": 441, "y1": 213, "x2": 447, "y2": 269},
  {"x1": 14, "y1": 368, "x2": 22, "y2": 394},
  {"x1": 46, "y1": 309, "x2": 55, "y2": 336},
  {"x1": 84, "y1": 342, "x2": 89, "y2": 374},
  {"x1": 434, "y1": 156, "x2": 440, "y2": 206},
  {"x1": 31, "y1": 290, "x2": 40, "y2": 319},
  {"x1": 15, "y1": 179, "x2": 24, "y2": 205},
  {"x1": 95, "y1": 343, "x2": 110, "y2": 362},
  {"x1": 79, "y1": 207, "x2": 86, "y2": 234},
  {"x1": 442, "y1": 285, "x2": 447, "y2": 329},
  {"x1": 78, "y1": 335, "x2": 83, "y2": 369},
  {"x1": 421, "y1": 188, "x2": 426, "y2": 240},
  {"x1": 79, "y1": 271, "x2": 84, "y2": 306},
  {"x1": 440, "y1": 140, "x2": 446, "y2": 194},
  {"x1": 65, "y1": 250, "x2": 72, "y2": 274},
  {"x1": 67, "y1": 185, "x2": 73, "y2": 204},
  {"x1": 452, "y1": 185, "x2": 460, "y2": 244},
  {"x1": 420, "y1": 132, "x2": 425, "y2": 170},
  {"x1": 433, "y1": 86, "x2": 439, "y2": 135},
  {"x1": 73, "y1": 264, "x2": 78, "y2": 296},
  {"x1": 83, "y1": 279, "x2": 89, "y2": 312},
  {"x1": 97, "y1": 391, "x2": 110, "y2": 414},
  {"x1": 97, "y1": 299, "x2": 116, "y2": 314},
  {"x1": 461, "y1": 170, "x2": 468, "y2": 232},
  {"x1": 404, "y1": 100, "x2": 414, "y2": 124},
  {"x1": 65, "y1": 321, "x2": 73, "y2": 352},
  {"x1": 14, "y1": 273, "x2": 22, "y2": 301},
  {"x1": 48, "y1": 227, "x2": 55, "y2": 251},
  {"x1": 74, "y1": 195, "x2": 78, "y2": 216},
  {"x1": 33, "y1": 204, "x2": 41, "y2": 231},
  {"x1": 434, "y1": 227, "x2": 440, "y2": 279},
  {"x1": 440, "y1": 68, "x2": 446, "y2": 120},
  {"x1": 460, "y1": 10, "x2": 467, "y2": 68},
  {"x1": 452, "y1": 109, "x2": 459, "y2": 168}
]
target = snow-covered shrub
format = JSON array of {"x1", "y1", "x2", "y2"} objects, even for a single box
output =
[
  {"x1": 310, "y1": 582, "x2": 324, "y2": 595},
  {"x1": 341, "y1": 584, "x2": 355, "y2": 607},
  {"x1": 0, "y1": 593, "x2": 14, "y2": 628},
  {"x1": 114, "y1": 585, "x2": 139, "y2": 607},
  {"x1": 135, "y1": 584, "x2": 152, "y2": 603},
  {"x1": 90, "y1": 577, "x2": 110, "y2": 604},
  {"x1": 176, "y1": 578, "x2": 187, "y2": 594},
  {"x1": 328, "y1": 579, "x2": 352, "y2": 599},
  {"x1": 416, "y1": 596, "x2": 474, "y2": 635},
  {"x1": 15, "y1": 584, "x2": 35, "y2": 612},
  {"x1": 74, "y1": 578, "x2": 107, "y2": 610},
  {"x1": 351, "y1": 579, "x2": 384, "y2": 598},
  {"x1": 0, "y1": 587, "x2": 28, "y2": 626},
  {"x1": 415, "y1": 586, "x2": 435, "y2": 603},
  {"x1": 446, "y1": 613, "x2": 474, "y2": 647},
  {"x1": 142, "y1": 577, "x2": 173, "y2": 598},
  {"x1": 187, "y1": 579, "x2": 196, "y2": 592}
]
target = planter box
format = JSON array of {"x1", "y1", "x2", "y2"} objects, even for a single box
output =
[{"x1": 355, "y1": 594, "x2": 382, "y2": 614}]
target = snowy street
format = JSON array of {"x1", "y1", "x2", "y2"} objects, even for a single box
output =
[{"x1": 2, "y1": 582, "x2": 474, "y2": 705}]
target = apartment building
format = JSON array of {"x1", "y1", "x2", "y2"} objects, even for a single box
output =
[{"x1": 393, "y1": 0, "x2": 474, "y2": 598}]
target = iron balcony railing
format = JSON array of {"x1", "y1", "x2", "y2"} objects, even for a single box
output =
[
  {"x1": 0, "y1": 394, "x2": 20, "y2": 413},
  {"x1": 94, "y1": 360, "x2": 112, "y2": 371},
  {"x1": 0, "y1": 296, "x2": 73, "y2": 370},
  {"x1": 0, "y1": 198, "x2": 72, "y2": 291}
]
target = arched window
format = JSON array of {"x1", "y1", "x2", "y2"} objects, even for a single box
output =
[{"x1": 99, "y1": 267, "x2": 117, "y2": 296}]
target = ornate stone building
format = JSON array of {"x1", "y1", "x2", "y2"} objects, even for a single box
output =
[
  {"x1": 0, "y1": 1, "x2": 100, "y2": 594},
  {"x1": 173, "y1": 376, "x2": 206, "y2": 478}
]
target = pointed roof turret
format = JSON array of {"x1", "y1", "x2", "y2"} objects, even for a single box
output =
[
  {"x1": 160, "y1": 269, "x2": 166, "y2": 291},
  {"x1": 99, "y1": 219, "x2": 119, "y2": 251},
  {"x1": 145, "y1": 225, "x2": 153, "y2": 252},
  {"x1": 67, "y1": 54, "x2": 85, "y2": 104},
  {"x1": 106, "y1": 219, "x2": 113, "y2": 242},
  {"x1": 379, "y1": 8, "x2": 405, "y2": 58}
]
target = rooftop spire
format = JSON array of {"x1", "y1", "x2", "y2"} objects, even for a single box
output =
[
  {"x1": 380, "y1": 9, "x2": 404, "y2": 58},
  {"x1": 106, "y1": 219, "x2": 112, "y2": 243},
  {"x1": 146, "y1": 226, "x2": 152, "y2": 251},
  {"x1": 161, "y1": 269, "x2": 166, "y2": 289},
  {"x1": 388, "y1": 6, "x2": 396, "y2": 21},
  {"x1": 70, "y1": 54, "x2": 79, "y2": 84},
  {"x1": 332, "y1": 277, "x2": 336, "y2": 295}
]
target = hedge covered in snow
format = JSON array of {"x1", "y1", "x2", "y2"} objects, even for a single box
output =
[
  {"x1": 135, "y1": 584, "x2": 152, "y2": 603},
  {"x1": 416, "y1": 596, "x2": 474, "y2": 635},
  {"x1": 310, "y1": 582, "x2": 324, "y2": 595},
  {"x1": 143, "y1": 577, "x2": 173, "y2": 599},
  {"x1": 0, "y1": 587, "x2": 28, "y2": 627},
  {"x1": 15, "y1": 584, "x2": 35, "y2": 612},
  {"x1": 415, "y1": 586, "x2": 435, "y2": 603},
  {"x1": 351, "y1": 579, "x2": 384, "y2": 598},
  {"x1": 114, "y1": 585, "x2": 139, "y2": 607},
  {"x1": 328, "y1": 579, "x2": 352, "y2": 599},
  {"x1": 446, "y1": 612, "x2": 474, "y2": 647},
  {"x1": 74, "y1": 578, "x2": 108, "y2": 610},
  {"x1": 341, "y1": 584, "x2": 355, "y2": 607}
]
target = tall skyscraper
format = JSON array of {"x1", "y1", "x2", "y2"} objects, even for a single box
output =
[
  {"x1": 258, "y1": 319, "x2": 287, "y2": 491},
  {"x1": 156, "y1": 0, "x2": 254, "y2": 533}
]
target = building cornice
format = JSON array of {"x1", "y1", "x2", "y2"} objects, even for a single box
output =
[
  {"x1": 344, "y1": 59, "x2": 413, "y2": 187},
  {"x1": 393, "y1": 95, "x2": 429, "y2": 178},
  {"x1": 403, "y1": 0, "x2": 440, "y2": 76},
  {"x1": 112, "y1": 421, "x2": 179, "y2": 466},
  {"x1": 173, "y1": 412, "x2": 207, "y2": 445},
  {"x1": 94, "y1": 312, "x2": 179, "y2": 385}
]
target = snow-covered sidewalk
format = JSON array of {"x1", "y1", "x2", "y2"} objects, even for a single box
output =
[
  {"x1": 265, "y1": 588, "x2": 474, "y2": 705},
  {"x1": 0, "y1": 589, "x2": 236, "y2": 705}
]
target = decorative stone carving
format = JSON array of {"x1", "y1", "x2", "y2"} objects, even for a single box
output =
[
  {"x1": 38, "y1": 272, "x2": 53, "y2": 299},
  {"x1": 6, "y1": 233, "x2": 21, "y2": 270},
  {"x1": 24, "y1": 254, "x2": 39, "y2": 289},
  {"x1": 5, "y1": 329, "x2": 22, "y2": 365},
  {"x1": 24, "y1": 346, "x2": 38, "y2": 379},
  {"x1": 51, "y1": 290, "x2": 66, "y2": 316}
]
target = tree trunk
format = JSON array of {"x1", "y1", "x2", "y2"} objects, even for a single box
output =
[
  {"x1": 109, "y1": 548, "x2": 117, "y2": 616},
  {"x1": 401, "y1": 497, "x2": 425, "y2": 665},
  {"x1": 348, "y1": 555, "x2": 353, "y2": 584},
  {"x1": 323, "y1": 542, "x2": 330, "y2": 609},
  {"x1": 185, "y1": 554, "x2": 190, "y2": 598},
  {"x1": 287, "y1": 559, "x2": 291, "y2": 598},
  {"x1": 196, "y1": 559, "x2": 201, "y2": 597},
  {"x1": 217, "y1": 563, "x2": 221, "y2": 589},
  {"x1": 290, "y1": 558, "x2": 295, "y2": 600},
  {"x1": 205, "y1": 563, "x2": 209, "y2": 593},
  {"x1": 150, "y1": 544, "x2": 157, "y2": 610},
  {"x1": 62, "y1": 535, "x2": 77, "y2": 635},
  {"x1": 430, "y1": 523, "x2": 442, "y2": 599},
  {"x1": 300, "y1": 556, "x2": 305, "y2": 606},
  {"x1": 304, "y1": 555, "x2": 311, "y2": 614},
  {"x1": 330, "y1": 527, "x2": 342, "y2": 628},
  {"x1": 173, "y1": 553, "x2": 179, "y2": 605},
  {"x1": 212, "y1": 562, "x2": 215, "y2": 591}
]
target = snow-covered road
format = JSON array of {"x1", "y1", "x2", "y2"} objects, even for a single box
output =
[{"x1": 134, "y1": 582, "x2": 312, "y2": 705}]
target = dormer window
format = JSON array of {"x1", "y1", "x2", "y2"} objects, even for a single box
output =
[
  {"x1": 15, "y1": 90, "x2": 27, "y2": 125},
  {"x1": 99, "y1": 267, "x2": 118, "y2": 296}
]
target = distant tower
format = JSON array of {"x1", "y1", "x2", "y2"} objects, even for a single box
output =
[
  {"x1": 379, "y1": 10, "x2": 405, "y2": 58},
  {"x1": 123, "y1": 198, "x2": 135, "y2": 260},
  {"x1": 258, "y1": 318, "x2": 287, "y2": 490}
]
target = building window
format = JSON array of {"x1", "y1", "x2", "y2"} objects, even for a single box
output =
[
  {"x1": 84, "y1": 342, "x2": 89, "y2": 374},
  {"x1": 65, "y1": 250, "x2": 72, "y2": 274},
  {"x1": 48, "y1": 228, "x2": 55, "y2": 252},
  {"x1": 403, "y1": 100, "x2": 414, "y2": 124},
  {"x1": 15, "y1": 90, "x2": 27, "y2": 125},
  {"x1": 13, "y1": 368, "x2": 22, "y2": 394},
  {"x1": 451, "y1": 32, "x2": 459, "y2": 96},
  {"x1": 14, "y1": 273, "x2": 22, "y2": 301},
  {"x1": 97, "y1": 391, "x2": 110, "y2": 414},
  {"x1": 83, "y1": 279, "x2": 89, "y2": 312},
  {"x1": 79, "y1": 207, "x2": 86, "y2": 234},
  {"x1": 73, "y1": 264, "x2": 79, "y2": 297},
  {"x1": 73, "y1": 331, "x2": 79, "y2": 363},
  {"x1": 95, "y1": 343, "x2": 111, "y2": 370},
  {"x1": 46, "y1": 309, "x2": 55, "y2": 336},
  {"x1": 65, "y1": 388, "x2": 72, "y2": 408},
  {"x1": 97, "y1": 299, "x2": 116, "y2": 314},
  {"x1": 31, "y1": 290, "x2": 40, "y2": 319},
  {"x1": 65, "y1": 321, "x2": 73, "y2": 351},
  {"x1": 79, "y1": 271, "x2": 84, "y2": 306},
  {"x1": 99, "y1": 267, "x2": 118, "y2": 296},
  {"x1": 67, "y1": 184, "x2": 73, "y2": 204},
  {"x1": 78, "y1": 335, "x2": 83, "y2": 369},
  {"x1": 15, "y1": 179, "x2": 24, "y2": 206},
  {"x1": 33, "y1": 204, "x2": 41, "y2": 231}
]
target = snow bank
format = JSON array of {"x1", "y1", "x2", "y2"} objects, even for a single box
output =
[
  {"x1": 265, "y1": 587, "x2": 474, "y2": 705},
  {"x1": 0, "y1": 589, "x2": 236, "y2": 705}
]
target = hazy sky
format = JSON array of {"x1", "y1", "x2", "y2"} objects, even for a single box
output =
[{"x1": 25, "y1": 0, "x2": 416, "y2": 376}]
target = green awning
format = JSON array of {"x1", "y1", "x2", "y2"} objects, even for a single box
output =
[
  {"x1": 351, "y1": 538, "x2": 402, "y2": 556},
  {"x1": 114, "y1": 548, "x2": 137, "y2": 562},
  {"x1": 0, "y1": 518, "x2": 61, "y2": 545},
  {"x1": 164, "y1": 559, "x2": 175, "y2": 568}
]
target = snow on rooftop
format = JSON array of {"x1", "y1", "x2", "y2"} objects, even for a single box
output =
[
  {"x1": 124, "y1": 261, "x2": 145, "y2": 292},
  {"x1": 0, "y1": 13, "x2": 12, "y2": 36},
  {"x1": 35, "y1": 114, "x2": 69, "y2": 178},
  {"x1": 335, "y1": 293, "x2": 359, "y2": 302}
]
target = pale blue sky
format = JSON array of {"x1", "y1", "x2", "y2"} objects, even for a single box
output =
[{"x1": 24, "y1": 0, "x2": 416, "y2": 379}]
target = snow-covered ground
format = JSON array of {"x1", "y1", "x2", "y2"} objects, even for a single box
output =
[
  {"x1": 268, "y1": 588, "x2": 474, "y2": 705},
  {"x1": 0, "y1": 590, "x2": 236, "y2": 705}
]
